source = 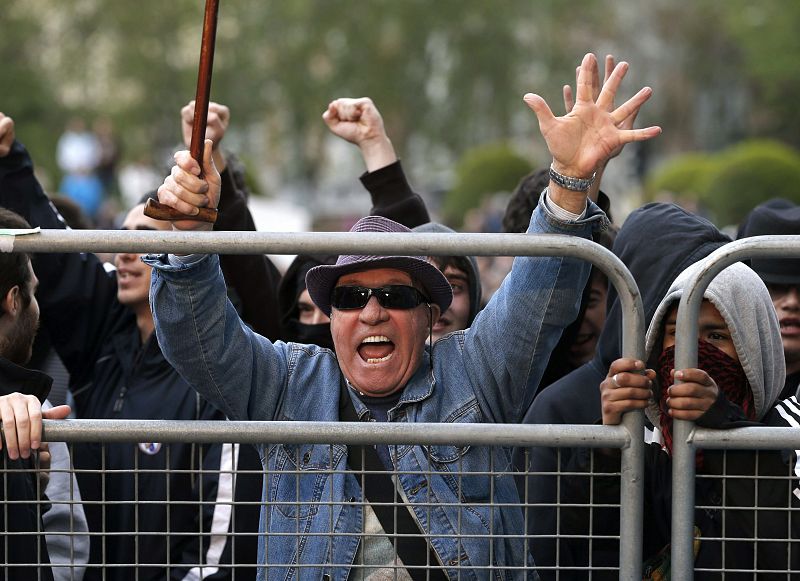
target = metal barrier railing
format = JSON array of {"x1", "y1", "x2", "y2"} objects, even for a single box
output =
[
  {"x1": 5, "y1": 227, "x2": 648, "y2": 579},
  {"x1": 671, "y1": 236, "x2": 800, "y2": 579}
]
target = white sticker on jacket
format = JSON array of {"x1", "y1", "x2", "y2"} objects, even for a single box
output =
[{"x1": 139, "y1": 442, "x2": 162, "y2": 455}]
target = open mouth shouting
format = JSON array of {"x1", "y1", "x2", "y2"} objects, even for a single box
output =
[{"x1": 358, "y1": 335, "x2": 395, "y2": 364}]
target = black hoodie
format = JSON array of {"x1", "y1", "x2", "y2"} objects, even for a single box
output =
[{"x1": 514, "y1": 203, "x2": 731, "y2": 579}]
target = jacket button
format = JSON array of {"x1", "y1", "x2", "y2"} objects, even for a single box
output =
[
  {"x1": 323, "y1": 575, "x2": 331, "y2": 581},
  {"x1": 303, "y1": 452, "x2": 311, "y2": 464},
  {"x1": 348, "y1": 496, "x2": 356, "y2": 503},
  {"x1": 409, "y1": 480, "x2": 428, "y2": 495}
]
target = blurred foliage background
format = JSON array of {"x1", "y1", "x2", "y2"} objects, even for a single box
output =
[{"x1": 3, "y1": 0, "x2": 799, "y2": 228}]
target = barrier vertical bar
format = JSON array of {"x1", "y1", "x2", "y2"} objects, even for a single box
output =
[{"x1": 671, "y1": 235, "x2": 800, "y2": 579}]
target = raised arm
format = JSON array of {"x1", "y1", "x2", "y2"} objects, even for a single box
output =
[
  {"x1": 465, "y1": 53, "x2": 661, "y2": 422},
  {"x1": 0, "y1": 115, "x2": 124, "y2": 386},
  {"x1": 323, "y1": 97, "x2": 430, "y2": 227},
  {"x1": 180, "y1": 100, "x2": 283, "y2": 340}
]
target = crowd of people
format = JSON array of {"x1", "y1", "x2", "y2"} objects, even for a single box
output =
[{"x1": 0, "y1": 52, "x2": 798, "y2": 580}]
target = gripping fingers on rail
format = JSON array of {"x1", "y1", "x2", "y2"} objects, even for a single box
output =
[{"x1": 143, "y1": 199, "x2": 218, "y2": 224}]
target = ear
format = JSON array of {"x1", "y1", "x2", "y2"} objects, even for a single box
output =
[
  {"x1": 428, "y1": 303, "x2": 441, "y2": 323},
  {"x1": 1, "y1": 286, "x2": 20, "y2": 318}
]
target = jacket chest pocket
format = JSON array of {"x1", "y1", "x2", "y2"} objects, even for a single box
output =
[
  {"x1": 425, "y1": 400, "x2": 492, "y2": 503},
  {"x1": 269, "y1": 443, "x2": 344, "y2": 519}
]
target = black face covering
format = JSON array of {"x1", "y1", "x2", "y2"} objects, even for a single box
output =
[{"x1": 284, "y1": 320, "x2": 335, "y2": 351}]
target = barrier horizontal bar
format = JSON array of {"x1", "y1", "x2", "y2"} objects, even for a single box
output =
[
  {"x1": 689, "y1": 426, "x2": 800, "y2": 450},
  {"x1": 38, "y1": 419, "x2": 630, "y2": 448}
]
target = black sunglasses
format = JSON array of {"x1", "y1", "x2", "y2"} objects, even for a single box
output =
[{"x1": 331, "y1": 285, "x2": 430, "y2": 310}]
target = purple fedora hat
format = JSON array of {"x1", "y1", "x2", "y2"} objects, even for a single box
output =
[{"x1": 306, "y1": 216, "x2": 453, "y2": 316}]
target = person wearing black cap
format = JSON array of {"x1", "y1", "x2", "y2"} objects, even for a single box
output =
[
  {"x1": 739, "y1": 199, "x2": 800, "y2": 399},
  {"x1": 143, "y1": 54, "x2": 660, "y2": 578}
]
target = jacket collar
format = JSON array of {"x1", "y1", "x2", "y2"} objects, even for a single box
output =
[{"x1": 0, "y1": 356, "x2": 52, "y2": 402}]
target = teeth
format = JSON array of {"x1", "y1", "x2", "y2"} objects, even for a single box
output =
[
  {"x1": 361, "y1": 335, "x2": 390, "y2": 344},
  {"x1": 366, "y1": 354, "x2": 393, "y2": 363}
]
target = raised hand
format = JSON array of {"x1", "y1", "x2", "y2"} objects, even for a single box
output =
[
  {"x1": 600, "y1": 358, "x2": 655, "y2": 425},
  {"x1": 525, "y1": 53, "x2": 661, "y2": 180},
  {"x1": 157, "y1": 139, "x2": 220, "y2": 231},
  {"x1": 0, "y1": 113, "x2": 16, "y2": 158},
  {"x1": 0, "y1": 393, "x2": 70, "y2": 460},
  {"x1": 323, "y1": 97, "x2": 397, "y2": 172},
  {"x1": 181, "y1": 100, "x2": 230, "y2": 173}
]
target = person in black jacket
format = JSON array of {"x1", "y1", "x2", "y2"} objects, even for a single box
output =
[
  {"x1": 0, "y1": 206, "x2": 72, "y2": 581},
  {"x1": 597, "y1": 259, "x2": 799, "y2": 578},
  {"x1": 514, "y1": 203, "x2": 731, "y2": 579},
  {"x1": 738, "y1": 199, "x2": 800, "y2": 399},
  {"x1": 0, "y1": 106, "x2": 271, "y2": 580}
]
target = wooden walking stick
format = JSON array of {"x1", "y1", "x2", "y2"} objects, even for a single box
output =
[{"x1": 144, "y1": 0, "x2": 220, "y2": 223}]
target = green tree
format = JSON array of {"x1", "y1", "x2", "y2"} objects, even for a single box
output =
[
  {"x1": 701, "y1": 140, "x2": 800, "y2": 227},
  {"x1": 443, "y1": 143, "x2": 533, "y2": 227}
]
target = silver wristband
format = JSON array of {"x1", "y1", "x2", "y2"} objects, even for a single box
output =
[{"x1": 548, "y1": 163, "x2": 596, "y2": 192}]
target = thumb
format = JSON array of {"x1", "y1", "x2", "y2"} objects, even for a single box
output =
[
  {"x1": 523, "y1": 93, "x2": 556, "y2": 128},
  {"x1": 203, "y1": 139, "x2": 217, "y2": 181},
  {"x1": 43, "y1": 405, "x2": 71, "y2": 420}
]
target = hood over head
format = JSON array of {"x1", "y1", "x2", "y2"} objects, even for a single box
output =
[
  {"x1": 278, "y1": 253, "x2": 337, "y2": 346},
  {"x1": 534, "y1": 203, "x2": 732, "y2": 418},
  {"x1": 412, "y1": 221, "x2": 482, "y2": 324},
  {"x1": 644, "y1": 260, "x2": 785, "y2": 425}
]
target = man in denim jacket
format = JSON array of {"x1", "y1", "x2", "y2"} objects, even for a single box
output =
[{"x1": 145, "y1": 54, "x2": 659, "y2": 580}]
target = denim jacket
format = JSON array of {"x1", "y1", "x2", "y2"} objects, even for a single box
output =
[{"x1": 146, "y1": 194, "x2": 607, "y2": 580}]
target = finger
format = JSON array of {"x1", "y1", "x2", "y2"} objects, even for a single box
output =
[
  {"x1": 0, "y1": 398, "x2": 14, "y2": 458},
  {"x1": 174, "y1": 150, "x2": 202, "y2": 177},
  {"x1": 337, "y1": 99, "x2": 361, "y2": 121},
  {"x1": 674, "y1": 368, "x2": 716, "y2": 386},
  {"x1": 158, "y1": 182, "x2": 200, "y2": 217},
  {"x1": 202, "y1": 139, "x2": 219, "y2": 190},
  {"x1": 611, "y1": 86, "x2": 652, "y2": 125},
  {"x1": 607, "y1": 358, "x2": 646, "y2": 376},
  {"x1": 26, "y1": 396, "x2": 42, "y2": 452},
  {"x1": 617, "y1": 104, "x2": 640, "y2": 131},
  {"x1": 9, "y1": 395, "x2": 31, "y2": 459},
  {"x1": 604, "y1": 386, "x2": 653, "y2": 402},
  {"x1": 618, "y1": 125, "x2": 662, "y2": 144},
  {"x1": 42, "y1": 405, "x2": 71, "y2": 420},
  {"x1": 596, "y1": 61, "x2": 629, "y2": 111},
  {"x1": 523, "y1": 93, "x2": 556, "y2": 132},
  {"x1": 666, "y1": 396, "x2": 713, "y2": 412},
  {"x1": 181, "y1": 101, "x2": 196, "y2": 123},
  {"x1": 0, "y1": 116, "x2": 15, "y2": 156},
  {"x1": 590, "y1": 56, "x2": 601, "y2": 102},
  {"x1": 211, "y1": 103, "x2": 230, "y2": 125},
  {"x1": 562, "y1": 85, "x2": 575, "y2": 114},
  {"x1": 575, "y1": 53, "x2": 598, "y2": 103},
  {"x1": 170, "y1": 165, "x2": 209, "y2": 200},
  {"x1": 604, "y1": 55, "x2": 616, "y2": 84}
]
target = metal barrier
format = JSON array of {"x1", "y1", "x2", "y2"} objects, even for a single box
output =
[
  {"x1": 2, "y1": 228, "x2": 647, "y2": 579},
  {"x1": 671, "y1": 236, "x2": 800, "y2": 579}
]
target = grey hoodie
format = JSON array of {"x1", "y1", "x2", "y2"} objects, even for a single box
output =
[{"x1": 644, "y1": 260, "x2": 785, "y2": 427}]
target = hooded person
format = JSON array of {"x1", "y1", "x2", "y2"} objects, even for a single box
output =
[
  {"x1": 514, "y1": 203, "x2": 732, "y2": 579},
  {"x1": 411, "y1": 222, "x2": 482, "y2": 339},
  {"x1": 593, "y1": 259, "x2": 798, "y2": 577},
  {"x1": 737, "y1": 198, "x2": 800, "y2": 399},
  {"x1": 278, "y1": 254, "x2": 338, "y2": 350}
]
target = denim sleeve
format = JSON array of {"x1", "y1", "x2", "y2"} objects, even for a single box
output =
[
  {"x1": 146, "y1": 252, "x2": 289, "y2": 422},
  {"x1": 463, "y1": 192, "x2": 608, "y2": 423}
]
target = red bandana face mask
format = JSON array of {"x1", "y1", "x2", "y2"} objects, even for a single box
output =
[{"x1": 656, "y1": 339, "x2": 752, "y2": 456}]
